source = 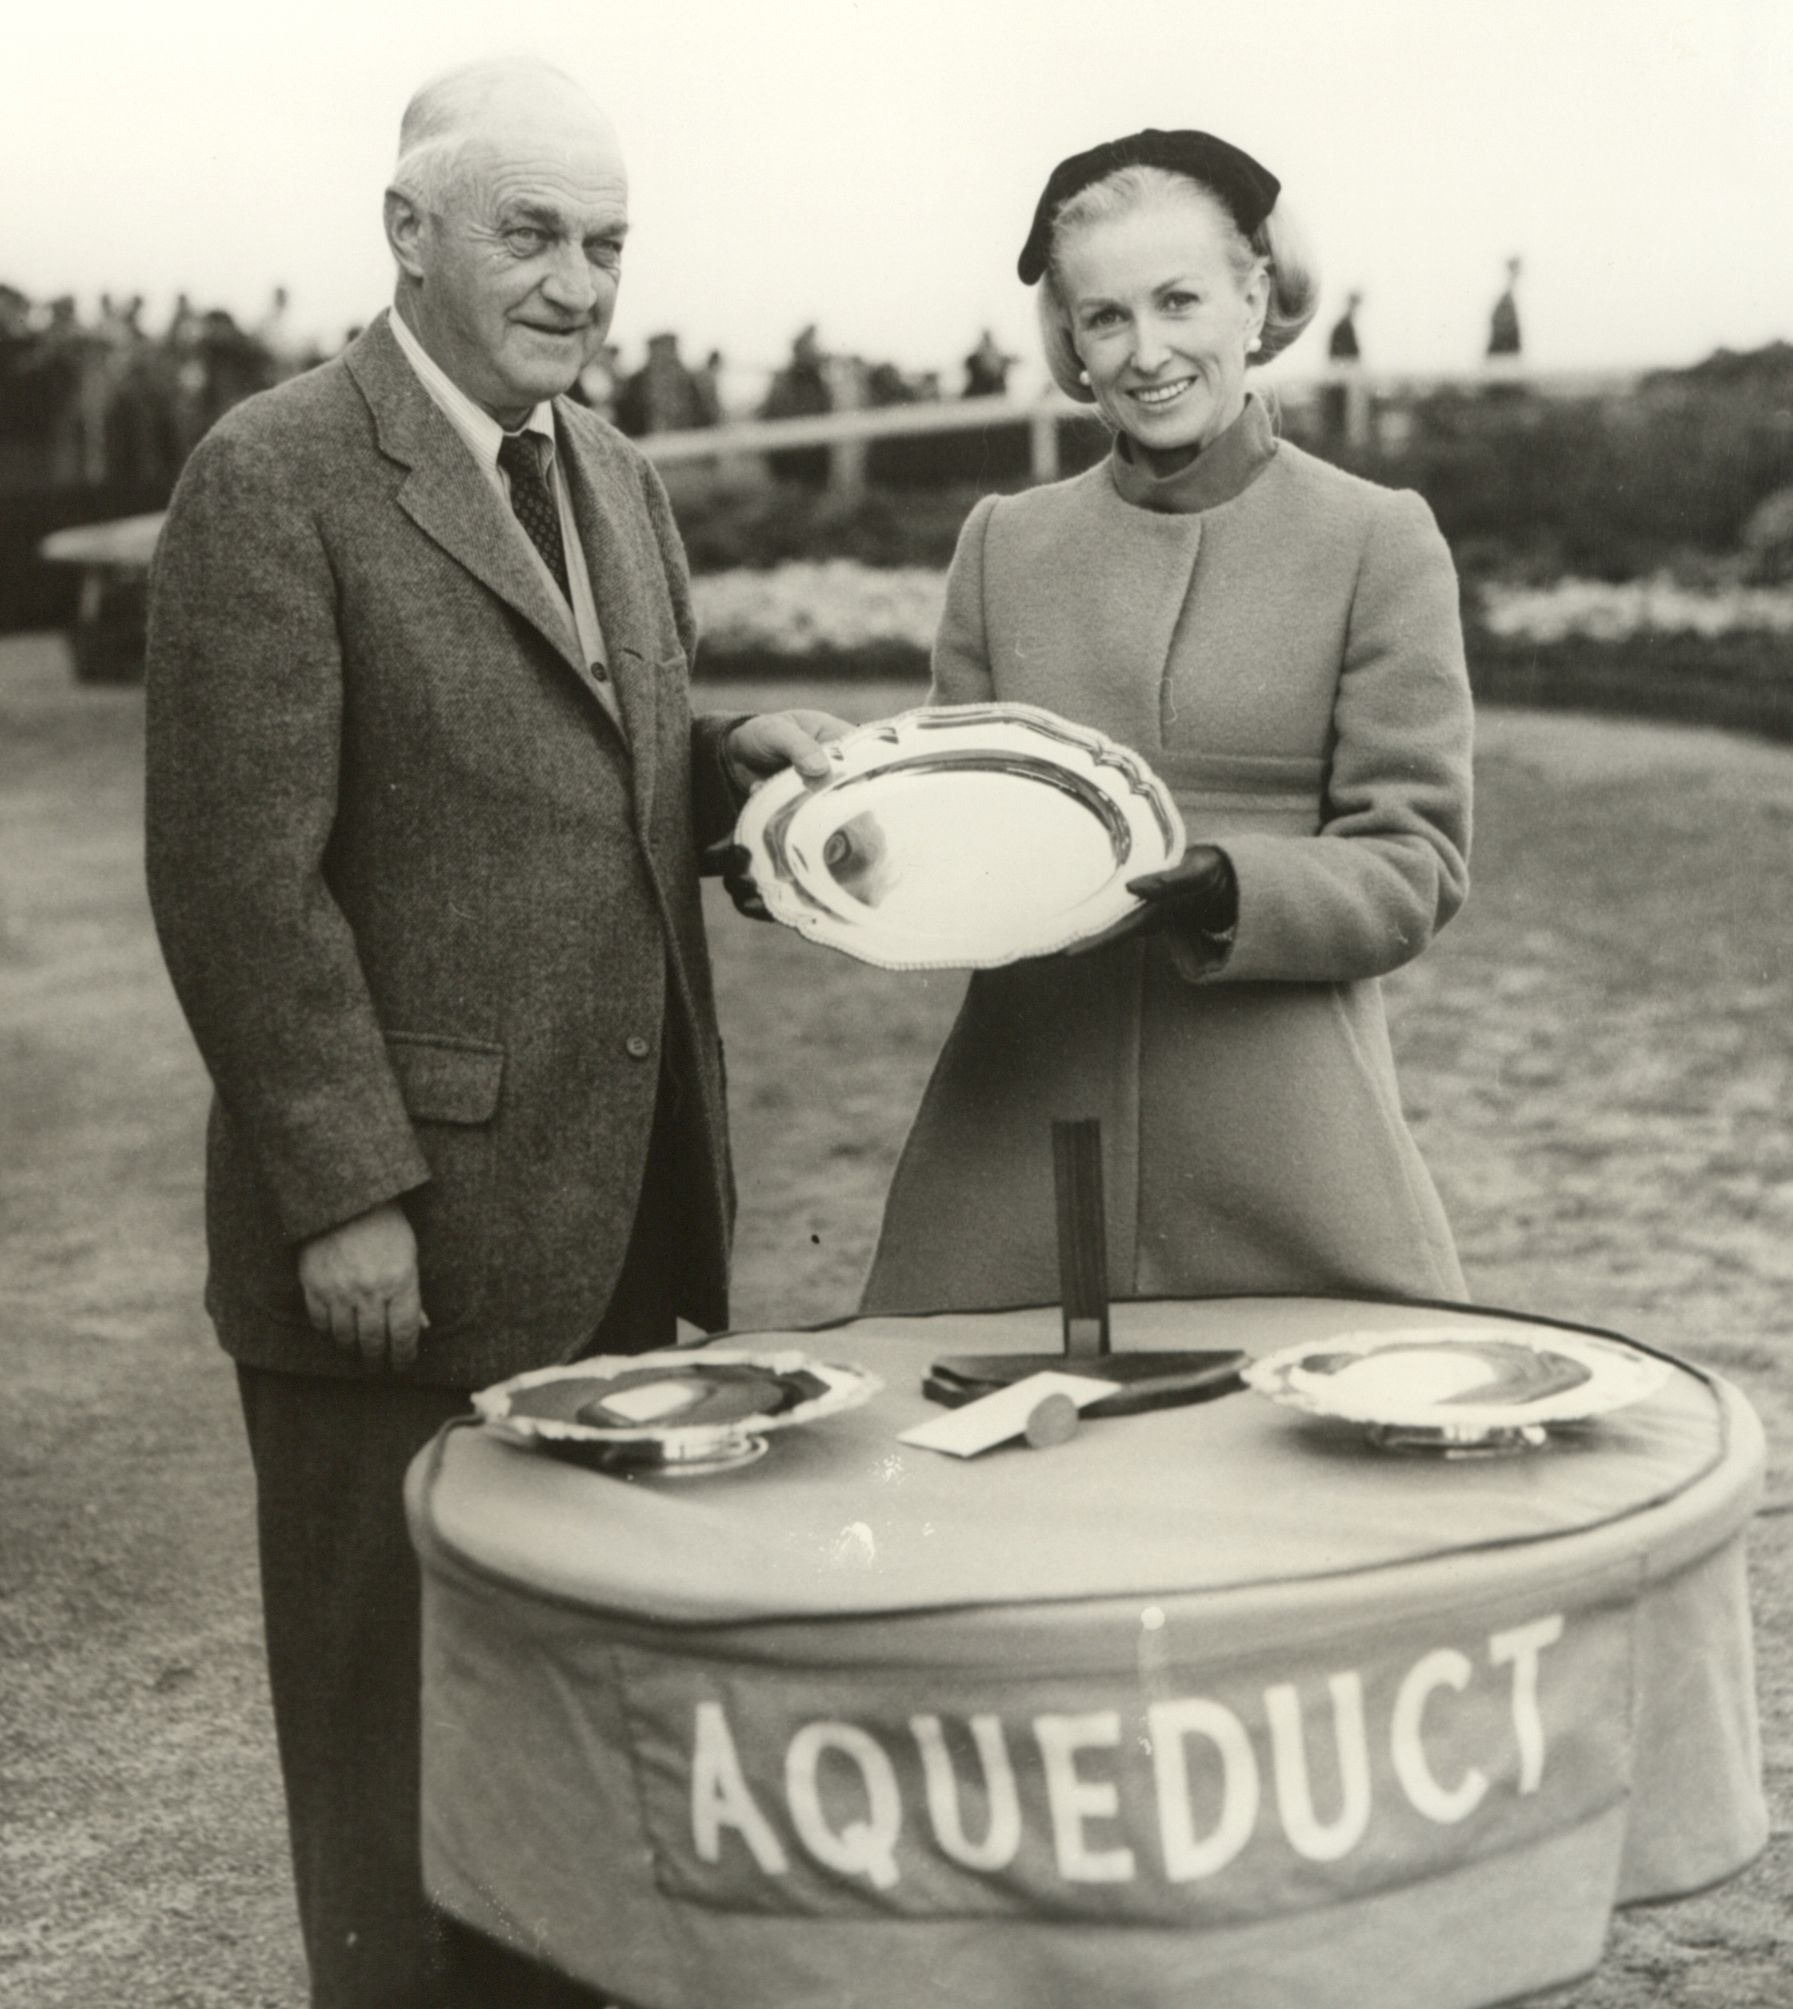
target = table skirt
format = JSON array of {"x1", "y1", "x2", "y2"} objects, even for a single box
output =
[{"x1": 409, "y1": 1297, "x2": 1767, "y2": 2008}]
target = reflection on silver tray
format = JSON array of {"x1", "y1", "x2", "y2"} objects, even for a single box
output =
[
  {"x1": 1243, "y1": 1325, "x2": 1671, "y2": 1455},
  {"x1": 473, "y1": 1348, "x2": 881, "y2": 1479},
  {"x1": 735, "y1": 703, "x2": 1186, "y2": 970}
]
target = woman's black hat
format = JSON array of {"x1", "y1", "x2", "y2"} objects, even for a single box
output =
[{"x1": 1017, "y1": 130, "x2": 1280, "y2": 284}]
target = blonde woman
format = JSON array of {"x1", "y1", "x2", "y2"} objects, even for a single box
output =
[{"x1": 864, "y1": 130, "x2": 1473, "y2": 1312}]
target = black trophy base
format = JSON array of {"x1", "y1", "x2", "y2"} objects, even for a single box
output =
[{"x1": 924, "y1": 1349, "x2": 1247, "y2": 1420}]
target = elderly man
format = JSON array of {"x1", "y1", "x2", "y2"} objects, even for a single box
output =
[{"x1": 145, "y1": 56, "x2": 840, "y2": 2009}]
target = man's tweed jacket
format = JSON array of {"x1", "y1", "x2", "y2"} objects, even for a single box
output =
[{"x1": 146, "y1": 310, "x2": 741, "y2": 1387}]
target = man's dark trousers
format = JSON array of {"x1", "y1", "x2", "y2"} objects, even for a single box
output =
[{"x1": 237, "y1": 1103, "x2": 681, "y2": 2009}]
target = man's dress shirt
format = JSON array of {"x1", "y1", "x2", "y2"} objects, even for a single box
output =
[{"x1": 389, "y1": 305, "x2": 621, "y2": 730}]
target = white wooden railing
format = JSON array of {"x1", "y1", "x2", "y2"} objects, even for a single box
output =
[
  {"x1": 40, "y1": 367, "x2": 1640, "y2": 575},
  {"x1": 645, "y1": 367, "x2": 1639, "y2": 490}
]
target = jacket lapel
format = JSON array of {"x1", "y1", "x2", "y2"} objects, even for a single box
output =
[
  {"x1": 560, "y1": 427, "x2": 662, "y2": 824},
  {"x1": 346, "y1": 314, "x2": 586, "y2": 684}
]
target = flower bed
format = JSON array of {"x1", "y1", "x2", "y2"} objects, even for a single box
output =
[
  {"x1": 693, "y1": 560, "x2": 934, "y2": 679},
  {"x1": 691, "y1": 559, "x2": 1793, "y2": 746},
  {"x1": 1470, "y1": 577, "x2": 1793, "y2": 742},
  {"x1": 1480, "y1": 577, "x2": 1793, "y2": 645},
  {"x1": 693, "y1": 561, "x2": 943, "y2": 658}
]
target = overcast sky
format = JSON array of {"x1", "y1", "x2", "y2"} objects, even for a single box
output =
[{"x1": 7, "y1": 0, "x2": 1791, "y2": 385}]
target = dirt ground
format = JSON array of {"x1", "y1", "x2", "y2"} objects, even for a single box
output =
[{"x1": 1, "y1": 639, "x2": 1788, "y2": 2008}]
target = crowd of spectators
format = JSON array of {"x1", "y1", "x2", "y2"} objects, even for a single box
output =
[
  {"x1": 0, "y1": 281, "x2": 321, "y2": 494},
  {"x1": 2, "y1": 251, "x2": 1549, "y2": 503},
  {"x1": 0, "y1": 278, "x2": 1031, "y2": 500},
  {"x1": 590, "y1": 322, "x2": 1020, "y2": 443}
]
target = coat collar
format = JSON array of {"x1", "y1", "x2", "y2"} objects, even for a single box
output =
[
  {"x1": 385, "y1": 300, "x2": 559, "y2": 479},
  {"x1": 344, "y1": 312, "x2": 665, "y2": 738},
  {"x1": 345, "y1": 313, "x2": 582, "y2": 671},
  {"x1": 1106, "y1": 391, "x2": 1278, "y2": 516}
]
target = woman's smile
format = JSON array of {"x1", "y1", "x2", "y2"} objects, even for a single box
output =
[{"x1": 1129, "y1": 375, "x2": 1200, "y2": 409}]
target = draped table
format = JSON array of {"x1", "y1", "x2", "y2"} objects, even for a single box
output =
[{"x1": 406, "y1": 1296, "x2": 1767, "y2": 2009}]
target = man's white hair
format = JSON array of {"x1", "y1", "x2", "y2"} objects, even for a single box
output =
[{"x1": 389, "y1": 55, "x2": 594, "y2": 210}]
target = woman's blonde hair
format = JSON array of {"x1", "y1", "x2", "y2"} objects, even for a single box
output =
[{"x1": 1035, "y1": 165, "x2": 1320, "y2": 404}]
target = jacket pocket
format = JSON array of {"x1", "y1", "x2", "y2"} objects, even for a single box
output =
[
  {"x1": 384, "y1": 1032, "x2": 505, "y2": 1123},
  {"x1": 385, "y1": 1032, "x2": 505, "y2": 1337}
]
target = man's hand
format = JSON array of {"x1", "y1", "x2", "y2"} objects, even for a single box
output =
[
  {"x1": 711, "y1": 710, "x2": 854, "y2": 920},
  {"x1": 700, "y1": 840, "x2": 772, "y2": 920},
  {"x1": 297, "y1": 1201, "x2": 427, "y2": 1372},
  {"x1": 724, "y1": 709, "x2": 853, "y2": 787}
]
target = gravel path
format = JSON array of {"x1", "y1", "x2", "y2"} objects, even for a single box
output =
[{"x1": 1, "y1": 643, "x2": 1786, "y2": 2007}]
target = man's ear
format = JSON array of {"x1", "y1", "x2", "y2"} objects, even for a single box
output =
[{"x1": 384, "y1": 189, "x2": 428, "y2": 281}]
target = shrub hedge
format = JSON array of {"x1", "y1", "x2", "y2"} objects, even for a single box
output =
[
  {"x1": 693, "y1": 630, "x2": 1793, "y2": 748},
  {"x1": 665, "y1": 373, "x2": 1793, "y2": 586},
  {"x1": 1467, "y1": 630, "x2": 1793, "y2": 743},
  {"x1": 1307, "y1": 382, "x2": 1793, "y2": 584}
]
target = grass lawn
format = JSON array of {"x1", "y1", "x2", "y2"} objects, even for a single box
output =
[{"x1": 2, "y1": 637, "x2": 1789, "y2": 2006}]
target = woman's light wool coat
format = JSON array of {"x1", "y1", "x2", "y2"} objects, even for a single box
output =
[{"x1": 862, "y1": 398, "x2": 1473, "y2": 1311}]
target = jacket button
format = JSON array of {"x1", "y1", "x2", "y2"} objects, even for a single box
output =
[{"x1": 624, "y1": 1034, "x2": 652, "y2": 1060}]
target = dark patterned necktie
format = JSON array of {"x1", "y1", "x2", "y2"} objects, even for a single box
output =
[{"x1": 497, "y1": 430, "x2": 571, "y2": 601}]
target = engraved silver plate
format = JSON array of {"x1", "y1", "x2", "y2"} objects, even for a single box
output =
[{"x1": 735, "y1": 703, "x2": 1186, "y2": 971}]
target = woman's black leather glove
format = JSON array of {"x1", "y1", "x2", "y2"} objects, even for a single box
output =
[
  {"x1": 1126, "y1": 844, "x2": 1238, "y2": 937},
  {"x1": 1066, "y1": 844, "x2": 1237, "y2": 956}
]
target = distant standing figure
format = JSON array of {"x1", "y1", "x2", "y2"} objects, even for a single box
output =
[
  {"x1": 1321, "y1": 289, "x2": 1364, "y2": 445},
  {"x1": 762, "y1": 323, "x2": 830, "y2": 416},
  {"x1": 256, "y1": 284, "x2": 301, "y2": 382},
  {"x1": 962, "y1": 326, "x2": 1014, "y2": 397},
  {"x1": 573, "y1": 340, "x2": 622, "y2": 421},
  {"x1": 866, "y1": 359, "x2": 916, "y2": 406},
  {"x1": 693, "y1": 347, "x2": 725, "y2": 424},
  {"x1": 761, "y1": 322, "x2": 832, "y2": 485},
  {"x1": 0, "y1": 284, "x2": 37, "y2": 460},
  {"x1": 195, "y1": 306, "x2": 274, "y2": 431},
  {"x1": 163, "y1": 293, "x2": 208, "y2": 456},
  {"x1": 1487, "y1": 256, "x2": 1522, "y2": 359},
  {"x1": 42, "y1": 296, "x2": 97, "y2": 485},
  {"x1": 615, "y1": 330, "x2": 709, "y2": 435},
  {"x1": 1327, "y1": 289, "x2": 1363, "y2": 362}
]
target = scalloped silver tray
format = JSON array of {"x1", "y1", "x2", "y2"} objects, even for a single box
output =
[
  {"x1": 473, "y1": 1348, "x2": 882, "y2": 1478},
  {"x1": 1243, "y1": 1325, "x2": 1672, "y2": 1455},
  {"x1": 735, "y1": 703, "x2": 1185, "y2": 970}
]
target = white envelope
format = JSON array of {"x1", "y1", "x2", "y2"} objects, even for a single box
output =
[{"x1": 898, "y1": 1371, "x2": 1119, "y2": 1458}]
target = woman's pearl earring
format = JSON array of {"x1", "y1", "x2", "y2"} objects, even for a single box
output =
[
  {"x1": 1077, "y1": 367, "x2": 1090, "y2": 385},
  {"x1": 1248, "y1": 334, "x2": 1263, "y2": 354}
]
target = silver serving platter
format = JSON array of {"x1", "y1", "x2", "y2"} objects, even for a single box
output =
[
  {"x1": 474, "y1": 1348, "x2": 882, "y2": 1479},
  {"x1": 735, "y1": 703, "x2": 1186, "y2": 970},
  {"x1": 1243, "y1": 1325, "x2": 1672, "y2": 1455}
]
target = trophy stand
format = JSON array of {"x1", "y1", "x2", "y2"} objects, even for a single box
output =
[{"x1": 925, "y1": 1119, "x2": 1246, "y2": 1418}]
